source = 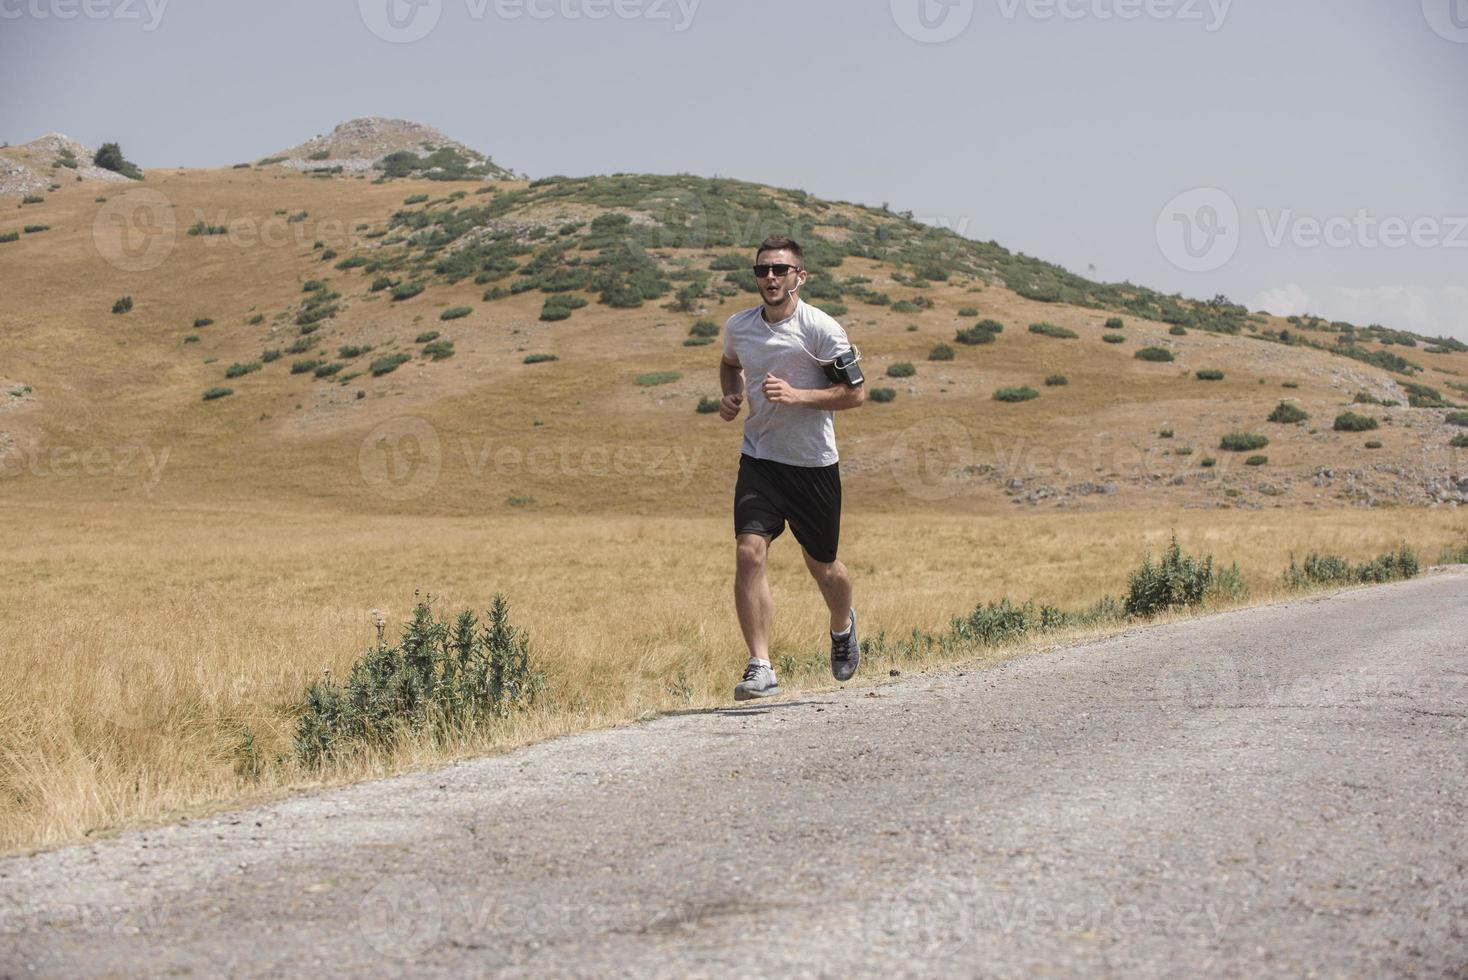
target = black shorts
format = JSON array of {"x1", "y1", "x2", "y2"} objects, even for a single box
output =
[{"x1": 733, "y1": 453, "x2": 842, "y2": 563}]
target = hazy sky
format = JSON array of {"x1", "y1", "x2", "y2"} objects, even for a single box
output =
[{"x1": 3, "y1": 0, "x2": 1464, "y2": 339}]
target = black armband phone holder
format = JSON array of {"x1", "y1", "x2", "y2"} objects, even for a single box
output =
[{"x1": 822, "y1": 347, "x2": 864, "y2": 387}]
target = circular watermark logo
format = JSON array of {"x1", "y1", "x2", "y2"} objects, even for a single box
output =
[
  {"x1": 889, "y1": 417, "x2": 974, "y2": 501},
  {"x1": 891, "y1": 0, "x2": 975, "y2": 42},
  {"x1": 1156, "y1": 187, "x2": 1240, "y2": 273},
  {"x1": 1422, "y1": 0, "x2": 1468, "y2": 41},
  {"x1": 357, "y1": 875, "x2": 443, "y2": 959},
  {"x1": 92, "y1": 189, "x2": 176, "y2": 272},
  {"x1": 359, "y1": 0, "x2": 443, "y2": 43},
  {"x1": 98, "y1": 647, "x2": 170, "y2": 731},
  {"x1": 358, "y1": 416, "x2": 442, "y2": 501},
  {"x1": 883, "y1": 884, "x2": 973, "y2": 956}
]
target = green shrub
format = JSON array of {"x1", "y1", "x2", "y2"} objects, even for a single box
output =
[
  {"x1": 1169, "y1": 325, "x2": 1188, "y2": 336},
  {"x1": 183, "y1": 335, "x2": 199, "y2": 344},
  {"x1": 539, "y1": 294, "x2": 588, "y2": 321},
  {"x1": 1451, "y1": 433, "x2": 1468, "y2": 449},
  {"x1": 1102, "y1": 334, "x2": 1125, "y2": 344},
  {"x1": 371, "y1": 353, "x2": 412, "y2": 376},
  {"x1": 415, "y1": 330, "x2": 441, "y2": 344},
  {"x1": 523, "y1": 353, "x2": 559, "y2": 364},
  {"x1": 261, "y1": 349, "x2": 281, "y2": 362},
  {"x1": 291, "y1": 359, "x2": 322, "y2": 375},
  {"x1": 1444, "y1": 411, "x2": 1468, "y2": 427},
  {"x1": 928, "y1": 343, "x2": 955, "y2": 361},
  {"x1": 696, "y1": 396, "x2": 720, "y2": 414},
  {"x1": 93, "y1": 142, "x2": 142, "y2": 180},
  {"x1": 958, "y1": 307, "x2": 979, "y2": 317},
  {"x1": 683, "y1": 337, "x2": 713, "y2": 347},
  {"x1": 635, "y1": 371, "x2": 680, "y2": 387},
  {"x1": 1364, "y1": 441, "x2": 1382, "y2": 449},
  {"x1": 391, "y1": 282, "x2": 425, "y2": 301},
  {"x1": 319, "y1": 249, "x2": 337, "y2": 262},
  {"x1": 1333, "y1": 412, "x2": 1379, "y2": 432},
  {"x1": 1201, "y1": 457, "x2": 1216, "y2": 467},
  {"x1": 1175, "y1": 447, "x2": 1193, "y2": 456},
  {"x1": 689, "y1": 319, "x2": 720, "y2": 338},
  {"x1": 1282, "y1": 381, "x2": 1299, "y2": 389},
  {"x1": 1220, "y1": 432, "x2": 1269, "y2": 452},
  {"x1": 1104, "y1": 317, "x2": 1124, "y2": 329},
  {"x1": 335, "y1": 256, "x2": 367, "y2": 270},
  {"x1": 817, "y1": 302, "x2": 848, "y2": 317},
  {"x1": 975, "y1": 319, "x2": 1004, "y2": 334},
  {"x1": 955, "y1": 325, "x2": 997, "y2": 345},
  {"x1": 293, "y1": 595, "x2": 544, "y2": 768},
  {"x1": 0, "y1": 231, "x2": 17, "y2": 244},
  {"x1": 314, "y1": 363, "x2": 343, "y2": 378},
  {"x1": 869, "y1": 387, "x2": 897, "y2": 403},
  {"x1": 246, "y1": 313, "x2": 265, "y2": 326},
  {"x1": 225, "y1": 361, "x2": 261, "y2": 379},
  {"x1": 1029, "y1": 322, "x2": 1078, "y2": 339},
  {"x1": 1402, "y1": 382, "x2": 1448, "y2": 408},
  {"x1": 23, "y1": 224, "x2": 48, "y2": 234},
  {"x1": 1284, "y1": 546, "x2": 1418, "y2": 590},
  {"x1": 371, "y1": 276, "x2": 395, "y2": 292},
  {"x1": 1245, "y1": 455, "x2": 1268, "y2": 466},
  {"x1": 1124, "y1": 535, "x2": 1235, "y2": 617},
  {"x1": 422, "y1": 340, "x2": 455, "y2": 361},
  {"x1": 1134, "y1": 346, "x2": 1174, "y2": 362},
  {"x1": 187, "y1": 221, "x2": 226, "y2": 236},
  {"x1": 403, "y1": 194, "x2": 429, "y2": 205},
  {"x1": 994, "y1": 386, "x2": 1039, "y2": 403},
  {"x1": 202, "y1": 387, "x2": 233, "y2": 401},
  {"x1": 111, "y1": 296, "x2": 133, "y2": 314},
  {"x1": 886, "y1": 362, "x2": 916, "y2": 378},
  {"x1": 439, "y1": 306, "x2": 472, "y2": 321},
  {"x1": 1267, "y1": 402, "x2": 1308, "y2": 424},
  {"x1": 193, "y1": 317, "x2": 214, "y2": 328},
  {"x1": 1044, "y1": 375, "x2": 1068, "y2": 386},
  {"x1": 1196, "y1": 369, "x2": 1224, "y2": 381},
  {"x1": 21, "y1": 195, "x2": 43, "y2": 205},
  {"x1": 302, "y1": 280, "x2": 325, "y2": 293},
  {"x1": 286, "y1": 336, "x2": 317, "y2": 355},
  {"x1": 1159, "y1": 429, "x2": 1174, "y2": 439}
]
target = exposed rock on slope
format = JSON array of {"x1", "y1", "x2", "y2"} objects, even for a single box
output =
[
  {"x1": 264, "y1": 116, "x2": 514, "y2": 179},
  {"x1": 0, "y1": 134, "x2": 136, "y2": 196}
]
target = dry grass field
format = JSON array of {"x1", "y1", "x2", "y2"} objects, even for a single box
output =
[{"x1": 2, "y1": 142, "x2": 1465, "y2": 852}]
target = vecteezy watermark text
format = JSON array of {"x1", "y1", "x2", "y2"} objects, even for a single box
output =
[
  {"x1": 359, "y1": 0, "x2": 700, "y2": 43},
  {"x1": 0, "y1": 0, "x2": 168, "y2": 30},
  {"x1": 891, "y1": 0, "x2": 1230, "y2": 42},
  {"x1": 0, "y1": 441, "x2": 170, "y2": 492},
  {"x1": 1158, "y1": 187, "x2": 1467, "y2": 273},
  {"x1": 358, "y1": 416, "x2": 702, "y2": 500}
]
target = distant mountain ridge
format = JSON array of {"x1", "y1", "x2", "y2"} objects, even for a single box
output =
[{"x1": 259, "y1": 116, "x2": 515, "y2": 180}]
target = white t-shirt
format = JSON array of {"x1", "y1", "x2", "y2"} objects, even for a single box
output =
[{"x1": 722, "y1": 300, "x2": 853, "y2": 467}]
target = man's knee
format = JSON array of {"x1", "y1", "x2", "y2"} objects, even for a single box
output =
[
  {"x1": 736, "y1": 534, "x2": 769, "y2": 573},
  {"x1": 805, "y1": 554, "x2": 843, "y2": 586}
]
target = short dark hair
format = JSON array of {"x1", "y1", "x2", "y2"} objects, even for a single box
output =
[{"x1": 755, "y1": 235, "x2": 804, "y2": 265}]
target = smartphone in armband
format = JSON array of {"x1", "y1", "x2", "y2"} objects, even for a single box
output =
[{"x1": 821, "y1": 347, "x2": 864, "y2": 387}]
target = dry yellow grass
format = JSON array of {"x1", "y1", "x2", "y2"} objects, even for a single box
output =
[{"x1": 1, "y1": 498, "x2": 1462, "y2": 853}]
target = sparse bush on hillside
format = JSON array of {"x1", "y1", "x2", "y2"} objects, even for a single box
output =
[
  {"x1": 1334, "y1": 412, "x2": 1379, "y2": 432},
  {"x1": 1267, "y1": 401, "x2": 1309, "y2": 424},
  {"x1": 440, "y1": 306, "x2": 473, "y2": 321},
  {"x1": 188, "y1": 220, "x2": 226, "y2": 236},
  {"x1": 261, "y1": 349, "x2": 281, "y2": 362},
  {"x1": 1402, "y1": 382, "x2": 1450, "y2": 408},
  {"x1": 1450, "y1": 433, "x2": 1468, "y2": 449},
  {"x1": 1135, "y1": 346, "x2": 1174, "y2": 362},
  {"x1": 689, "y1": 319, "x2": 720, "y2": 338},
  {"x1": 302, "y1": 280, "x2": 325, "y2": 293},
  {"x1": 371, "y1": 353, "x2": 413, "y2": 376},
  {"x1": 523, "y1": 353, "x2": 558, "y2": 364},
  {"x1": 422, "y1": 339, "x2": 455, "y2": 361},
  {"x1": 21, "y1": 195, "x2": 43, "y2": 205},
  {"x1": 1169, "y1": 325, "x2": 1188, "y2": 336},
  {"x1": 336, "y1": 256, "x2": 367, "y2": 270},
  {"x1": 225, "y1": 361, "x2": 261, "y2": 379},
  {"x1": 696, "y1": 396, "x2": 720, "y2": 414},
  {"x1": 291, "y1": 359, "x2": 322, "y2": 375},
  {"x1": 817, "y1": 302, "x2": 848, "y2": 317},
  {"x1": 1102, "y1": 334, "x2": 1125, "y2": 344},
  {"x1": 0, "y1": 232, "x2": 18, "y2": 244},
  {"x1": 929, "y1": 343, "x2": 955, "y2": 361},
  {"x1": 314, "y1": 363, "x2": 343, "y2": 378},
  {"x1": 1029, "y1": 322, "x2": 1077, "y2": 339},
  {"x1": 540, "y1": 294, "x2": 588, "y2": 321},
  {"x1": 183, "y1": 335, "x2": 199, "y2": 344},
  {"x1": 1201, "y1": 457, "x2": 1216, "y2": 467},
  {"x1": 994, "y1": 386, "x2": 1039, "y2": 403},
  {"x1": 869, "y1": 387, "x2": 897, "y2": 403},
  {"x1": 1196, "y1": 369, "x2": 1224, "y2": 380},
  {"x1": 202, "y1": 387, "x2": 232, "y2": 401},
  {"x1": 958, "y1": 307, "x2": 979, "y2": 317},
  {"x1": 1105, "y1": 317, "x2": 1124, "y2": 329},
  {"x1": 1245, "y1": 455, "x2": 1268, "y2": 466},
  {"x1": 1045, "y1": 374, "x2": 1068, "y2": 386},
  {"x1": 1445, "y1": 411, "x2": 1468, "y2": 427},
  {"x1": 886, "y1": 362, "x2": 916, "y2": 378},
  {"x1": 194, "y1": 317, "x2": 214, "y2": 328},
  {"x1": 1124, "y1": 535, "x2": 1241, "y2": 617},
  {"x1": 293, "y1": 595, "x2": 544, "y2": 768},
  {"x1": 403, "y1": 194, "x2": 429, "y2": 206},
  {"x1": 1364, "y1": 440, "x2": 1382, "y2": 449},
  {"x1": 23, "y1": 224, "x2": 48, "y2": 234},
  {"x1": 286, "y1": 336, "x2": 317, "y2": 355},
  {"x1": 112, "y1": 296, "x2": 132, "y2": 314},
  {"x1": 1220, "y1": 432, "x2": 1269, "y2": 452},
  {"x1": 955, "y1": 322, "x2": 1000, "y2": 345},
  {"x1": 371, "y1": 277, "x2": 395, "y2": 292},
  {"x1": 636, "y1": 371, "x2": 680, "y2": 387},
  {"x1": 392, "y1": 282, "x2": 426, "y2": 301},
  {"x1": 94, "y1": 142, "x2": 142, "y2": 179},
  {"x1": 1352, "y1": 392, "x2": 1398, "y2": 407}
]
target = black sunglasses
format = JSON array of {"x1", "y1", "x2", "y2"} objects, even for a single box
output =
[{"x1": 753, "y1": 263, "x2": 801, "y2": 278}]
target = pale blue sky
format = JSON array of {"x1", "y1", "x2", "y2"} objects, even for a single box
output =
[{"x1": 3, "y1": 0, "x2": 1464, "y2": 338}]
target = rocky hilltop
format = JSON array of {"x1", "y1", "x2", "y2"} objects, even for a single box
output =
[
  {"x1": 262, "y1": 116, "x2": 515, "y2": 179},
  {"x1": 0, "y1": 133, "x2": 136, "y2": 196}
]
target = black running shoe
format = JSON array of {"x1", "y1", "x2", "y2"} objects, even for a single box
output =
[{"x1": 831, "y1": 608, "x2": 859, "y2": 681}]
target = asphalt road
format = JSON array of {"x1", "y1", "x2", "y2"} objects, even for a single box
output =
[{"x1": 3, "y1": 571, "x2": 1466, "y2": 979}]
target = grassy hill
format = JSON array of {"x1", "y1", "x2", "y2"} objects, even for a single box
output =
[{"x1": 3, "y1": 152, "x2": 1465, "y2": 515}]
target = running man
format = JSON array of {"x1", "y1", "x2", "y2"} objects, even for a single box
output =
[{"x1": 718, "y1": 235, "x2": 866, "y2": 700}]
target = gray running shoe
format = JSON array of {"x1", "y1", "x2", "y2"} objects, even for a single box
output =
[
  {"x1": 831, "y1": 608, "x2": 860, "y2": 681},
  {"x1": 734, "y1": 660, "x2": 781, "y2": 701}
]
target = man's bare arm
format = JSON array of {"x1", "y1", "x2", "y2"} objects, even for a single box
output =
[
  {"x1": 762, "y1": 374, "x2": 865, "y2": 410},
  {"x1": 719, "y1": 355, "x2": 746, "y2": 421}
]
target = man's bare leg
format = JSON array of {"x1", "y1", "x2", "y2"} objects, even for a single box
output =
[
  {"x1": 802, "y1": 547, "x2": 853, "y2": 633},
  {"x1": 735, "y1": 533, "x2": 774, "y2": 661}
]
